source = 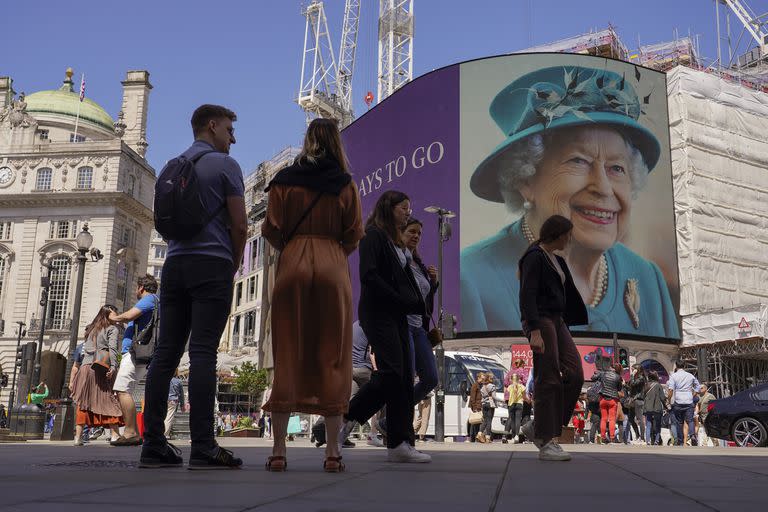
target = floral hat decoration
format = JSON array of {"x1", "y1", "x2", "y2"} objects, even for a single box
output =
[{"x1": 470, "y1": 65, "x2": 662, "y2": 203}]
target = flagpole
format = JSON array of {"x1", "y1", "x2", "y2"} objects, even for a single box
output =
[{"x1": 72, "y1": 73, "x2": 84, "y2": 142}]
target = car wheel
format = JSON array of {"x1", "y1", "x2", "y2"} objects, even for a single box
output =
[{"x1": 731, "y1": 417, "x2": 768, "y2": 447}]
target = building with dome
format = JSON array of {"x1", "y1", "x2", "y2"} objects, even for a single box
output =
[{"x1": 0, "y1": 68, "x2": 155, "y2": 404}]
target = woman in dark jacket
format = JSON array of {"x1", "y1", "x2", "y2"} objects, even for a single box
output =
[
  {"x1": 341, "y1": 191, "x2": 430, "y2": 463},
  {"x1": 401, "y1": 217, "x2": 439, "y2": 404},
  {"x1": 518, "y1": 215, "x2": 588, "y2": 461},
  {"x1": 643, "y1": 371, "x2": 666, "y2": 445},
  {"x1": 598, "y1": 364, "x2": 625, "y2": 443}
]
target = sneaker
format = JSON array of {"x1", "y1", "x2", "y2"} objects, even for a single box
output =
[
  {"x1": 387, "y1": 442, "x2": 431, "y2": 463},
  {"x1": 89, "y1": 427, "x2": 105, "y2": 440},
  {"x1": 538, "y1": 441, "x2": 572, "y2": 461},
  {"x1": 337, "y1": 420, "x2": 356, "y2": 451},
  {"x1": 520, "y1": 420, "x2": 544, "y2": 449},
  {"x1": 342, "y1": 439, "x2": 356, "y2": 448},
  {"x1": 74, "y1": 438, "x2": 84, "y2": 446},
  {"x1": 367, "y1": 434, "x2": 384, "y2": 447},
  {"x1": 139, "y1": 443, "x2": 183, "y2": 468},
  {"x1": 189, "y1": 445, "x2": 243, "y2": 470}
]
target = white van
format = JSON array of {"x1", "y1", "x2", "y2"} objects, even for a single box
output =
[{"x1": 423, "y1": 351, "x2": 510, "y2": 438}]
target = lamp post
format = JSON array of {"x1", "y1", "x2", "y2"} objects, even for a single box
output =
[
  {"x1": 51, "y1": 223, "x2": 102, "y2": 441},
  {"x1": 424, "y1": 206, "x2": 455, "y2": 443},
  {"x1": 30, "y1": 263, "x2": 54, "y2": 392},
  {"x1": 7, "y1": 321, "x2": 26, "y2": 420}
]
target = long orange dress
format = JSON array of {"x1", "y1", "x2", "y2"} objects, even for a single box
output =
[{"x1": 261, "y1": 181, "x2": 364, "y2": 416}]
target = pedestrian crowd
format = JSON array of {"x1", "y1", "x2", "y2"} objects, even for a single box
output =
[{"x1": 49, "y1": 103, "x2": 720, "y2": 473}]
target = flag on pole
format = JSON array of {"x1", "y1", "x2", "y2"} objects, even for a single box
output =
[{"x1": 79, "y1": 74, "x2": 86, "y2": 102}]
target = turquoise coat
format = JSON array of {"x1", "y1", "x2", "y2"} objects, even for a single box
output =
[{"x1": 460, "y1": 219, "x2": 680, "y2": 339}]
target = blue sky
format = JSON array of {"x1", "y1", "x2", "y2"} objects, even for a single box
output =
[{"x1": 1, "y1": 0, "x2": 750, "y2": 173}]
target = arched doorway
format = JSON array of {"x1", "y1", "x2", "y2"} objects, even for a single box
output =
[{"x1": 41, "y1": 351, "x2": 67, "y2": 399}]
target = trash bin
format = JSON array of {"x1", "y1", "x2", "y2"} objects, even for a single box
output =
[{"x1": 9, "y1": 403, "x2": 45, "y2": 440}]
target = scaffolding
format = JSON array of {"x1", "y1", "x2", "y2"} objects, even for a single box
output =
[
  {"x1": 679, "y1": 338, "x2": 768, "y2": 399},
  {"x1": 634, "y1": 37, "x2": 700, "y2": 71},
  {"x1": 518, "y1": 26, "x2": 629, "y2": 60}
]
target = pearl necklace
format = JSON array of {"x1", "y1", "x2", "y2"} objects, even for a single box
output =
[{"x1": 521, "y1": 216, "x2": 608, "y2": 307}]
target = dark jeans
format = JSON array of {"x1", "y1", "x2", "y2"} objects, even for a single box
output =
[
  {"x1": 506, "y1": 403, "x2": 523, "y2": 439},
  {"x1": 671, "y1": 403, "x2": 696, "y2": 445},
  {"x1": 480, "y1": 405, "x2": 494, "y2": 436},
  {"x1": 633, "y1": 400, "x2": 645, "y2": 439},
  {"x1": 143, "y1": 256, "x2": 234, "y2": 451},
  {"x1": 346, "y1": 318, "x2": 415, "y2": 449},
  {"x1": 409, "y1": 325, "x2": 438, "y2": 403},
  {"x1": 530, "y1": 316, "x2": 584, "y2": 441},
  {"x1": 645, "y1": 411, "x2": 662, "y2": 444},
  {"x1": 469, "y1": 420, "x2": 480, "y2": 441},
  {"x1": 626, "y1": 404, "x2": 640, "y2": 439}
]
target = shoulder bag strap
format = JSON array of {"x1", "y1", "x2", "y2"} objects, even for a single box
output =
[{"x1": 281, "y1": 191, "x2": 324, "y2": 247}]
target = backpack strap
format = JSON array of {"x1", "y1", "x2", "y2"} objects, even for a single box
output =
[
  {"x1": 190, "y1": 149, "x2": 228, "y2": 230},
  {"x1": 281, "y1": 191, "x2": 324, "y2": 247},
  {"x1": 134, "y1": 294, "x2": 158, "y2": 344}
]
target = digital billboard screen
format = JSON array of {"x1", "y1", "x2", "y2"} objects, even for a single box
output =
[{"x1": 342, "y1": 53, "x2": 680, "y2": 341}]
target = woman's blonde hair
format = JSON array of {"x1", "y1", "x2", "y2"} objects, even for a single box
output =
[{"x1": 297, "y1": 118, "x2": 350, "y2": 173}]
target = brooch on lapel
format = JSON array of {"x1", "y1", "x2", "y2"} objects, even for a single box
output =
[{"x1": 624, "y1": 278, "x2": 640, "y2": 329}]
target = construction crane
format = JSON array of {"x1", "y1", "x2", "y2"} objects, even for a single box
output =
[
  {"x1": 721, "y1": 0, "x2": 768, "y2": 51},
  {"x1": 377, "y1": 0, "x2": 414, "y2": 102},
  {"x1": 297, "y1": 1, "x2": 360, "y2": 127},
  {"x1": 714, "y1": 0, "x2": 768, "y2": 71}
]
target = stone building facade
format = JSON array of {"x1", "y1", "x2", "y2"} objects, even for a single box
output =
[{"x1": 0, "y1": 68, "x2": 155, "y2": 404}]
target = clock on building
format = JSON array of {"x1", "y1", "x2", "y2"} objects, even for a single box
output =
[{"x1": 0, "y1": 166, "x2": 15, "y2": 187}]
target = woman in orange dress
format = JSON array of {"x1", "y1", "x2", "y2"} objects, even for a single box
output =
[
  {"x1": 261, "y1": 118, "x2": 364, "y2": 472},
  {"x1": 70, "y1": 305, "x2": 123, "y2": 445}
]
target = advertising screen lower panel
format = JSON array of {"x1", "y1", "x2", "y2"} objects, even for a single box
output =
[{"x1": 342, "y1": 53, "x2": 680, "y2": 341}]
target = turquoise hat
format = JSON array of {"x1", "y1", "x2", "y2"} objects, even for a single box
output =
[{"x1": 470, "y1": 65, "x2": 662, "y2": 203}]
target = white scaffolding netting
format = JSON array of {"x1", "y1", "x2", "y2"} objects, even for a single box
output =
[{"x1": 669, "y1": 66, "x2": 768, "y2": 345}]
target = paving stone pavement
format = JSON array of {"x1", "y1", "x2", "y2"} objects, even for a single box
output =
[{"x1": 0, "y1": 438, "x2": 766, "y2": 512}]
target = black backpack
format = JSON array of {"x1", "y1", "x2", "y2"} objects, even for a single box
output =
[
  {"x1": 132, "y1": 295, "x2": 159, "y2": 365},
  {"x1": 154, "y1": 149, "x2": 224, "y2": 240},
  {"x1": 587, "y1": 378, "x2": 603, "y2": 403}
]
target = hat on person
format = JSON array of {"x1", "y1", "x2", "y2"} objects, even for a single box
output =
[{"x1": 470, "y1": 65, "x2": 662, "y2": 203}]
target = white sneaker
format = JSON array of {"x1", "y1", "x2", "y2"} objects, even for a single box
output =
[
  {"x1": 387, "y1": 442, "x2": 432, "y2": 463},
  {"x1": 520, "y1": 420, "x2": 544, "y2": 448},
  {"x1": 367, "y1": 434, "x2": 384, "y2": 447},
  {"x1": 538, "y1": 441, "x2": 572, "y2": 461}
]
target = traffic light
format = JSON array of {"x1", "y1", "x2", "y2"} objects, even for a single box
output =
[
  {"x1": 0, "y1": 373, "x2": 8, "y2": 388},
  {"x1": 15, "y1": 345, "x2": 24, "y2": 367},
  {"x1": 619, "y1": 348, "x2": 629, "y2": 368}
]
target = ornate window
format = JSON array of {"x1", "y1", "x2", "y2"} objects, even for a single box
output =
[
  {"x1": 76, "y1": 166, "x2": 93, "y2": 189},
  {"x1": 153, "y1": 245, "x2": 167, "y2": 259},
  {"x1": 247, "y1": 276, "x2": 256, "y2": 301},
  {"x1": 127, "y1": 175, "x2": 136, "y2": 196},
  {"x1": 48, "y1": 256, "x2": 72, "y2": 330},
  {"x1": 49, "y1": 220, "x2": 78, "y2": 240},
  {"x1": 69, "y1": 133, "x2": 85, "y2": 143},
  {"x1": 0, "y1": 222, "x2": 11, "y2": 240},
  {"x1": 35, "y1": 168, "x2": 52, "y2": 191},
  {"x1": 38, "y1": 129, "x2": 49, "y2": 141},
  {"x1": 120, "y1": 225, "x2": 135, "y2": 248}
]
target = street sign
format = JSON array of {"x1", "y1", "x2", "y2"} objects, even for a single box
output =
[{"x1": 738, "y1": 317, "x2": 750, "y2": 329}]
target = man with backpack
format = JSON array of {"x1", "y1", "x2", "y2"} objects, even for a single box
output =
[
  {"x1": 110, "y1": 274, "x2": 159, "y2": 446},
  {"x1": 138, "y1": 104, "x2": 247, "y2": 470}
]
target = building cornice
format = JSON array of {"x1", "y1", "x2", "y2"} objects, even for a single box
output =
[{"x1": 0, "y1": 191, "x2": 154, "y2": 223}]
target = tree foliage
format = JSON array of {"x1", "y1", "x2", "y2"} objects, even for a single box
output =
[{"x1": 232, "y1": 362, "x2": 269, "y2": 397}]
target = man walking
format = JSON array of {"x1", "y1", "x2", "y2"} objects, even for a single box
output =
[
  {"x1": 139, "y1": 104, "x2": 247, "y2": 469},
  {"x1": 667, "y1": 359, "x2": 701, "y2": 447},
  {"x1": 110, "y1": 274, "x2": 159, "y2": 446},
  {"x1": 165, "y1": 371, "x2": 185, "y2": 438}
]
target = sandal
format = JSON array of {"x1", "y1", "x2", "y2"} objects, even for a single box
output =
[
  {"x1": 265, "y1": 456, "x2": 287, "y2": 472},
  {"x1": 323, "y1": 456, "x2": 345, "y2": 473}
]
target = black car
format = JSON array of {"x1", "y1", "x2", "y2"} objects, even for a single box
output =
[{"x1": 705, "y1": 383, "x2": 768, "y2": 447}]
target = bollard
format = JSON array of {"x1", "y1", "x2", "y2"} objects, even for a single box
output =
[{"x1": 9, "y1": 403, "x2": 45, "y2": 440}]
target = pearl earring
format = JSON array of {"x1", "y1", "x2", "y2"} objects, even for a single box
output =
[{"x1": 523, "y1": 200, "x2": 533, "y2": 210}]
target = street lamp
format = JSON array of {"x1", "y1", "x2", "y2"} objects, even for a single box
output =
[
  {"x1": 7, "y1": 321, "x2": 27, "y2": 421},
  {"x1": 50, "y1": 223, "x2": 102, "y2": 441},
  {"x1": 423, "y1": 205, "x2": 455, "y2": 443},
  {"x1": 30, "y1": 262, "x2": 54, "y2": 392}
]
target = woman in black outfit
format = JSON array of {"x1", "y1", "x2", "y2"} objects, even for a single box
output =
[
  {"x1": 518, "y1": 215, "x2": 588, "y2": 461},
  {"x1": 340, "y1": 190, "x2": 430, "y2": 463}
]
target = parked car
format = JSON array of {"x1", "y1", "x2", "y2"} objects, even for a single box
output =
[{"x1": 705, "y1": 383, "x2": 768, "y2": 447}]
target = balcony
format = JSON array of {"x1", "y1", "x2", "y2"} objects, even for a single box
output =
[{"x1": 28, "y1": 317, "x2": 72, "y2": 336}]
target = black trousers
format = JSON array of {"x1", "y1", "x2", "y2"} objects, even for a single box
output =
[
  {"x1": 143, "y1": 256, "x2": 233, "y2": 451},
  {"x1": 530, "y1": 316, "x2": 584, "y2": 441},
  {"x1": 346, "y1": 318, "x2": 414, "y2": 449}
]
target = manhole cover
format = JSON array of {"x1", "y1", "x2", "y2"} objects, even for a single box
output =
[{"x1": 37, "y1": 460, "x2": 138, "y2": 469}]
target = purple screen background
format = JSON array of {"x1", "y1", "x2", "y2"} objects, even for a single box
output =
[{"x1": 342, "y1": 65, "x2": 461, "y2": 323}]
